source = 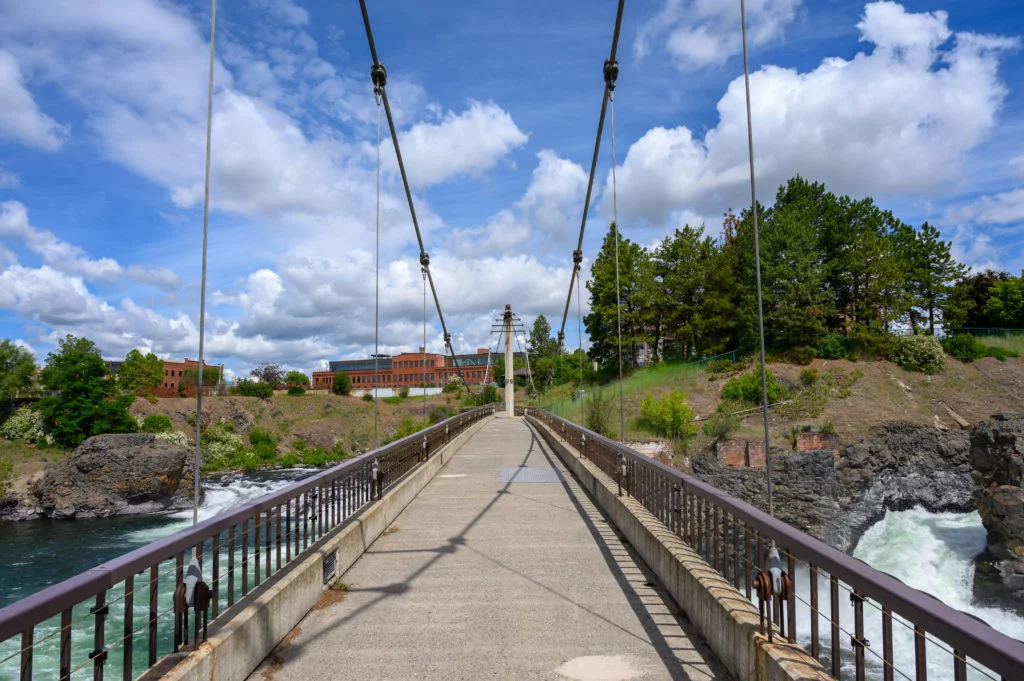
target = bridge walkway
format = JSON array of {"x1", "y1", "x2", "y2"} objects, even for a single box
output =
[{"x1": 249, "y1": 416, "x2": 731, "y2": 681}]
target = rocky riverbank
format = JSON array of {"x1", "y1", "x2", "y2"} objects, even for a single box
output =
[
  {"x1": 0, "y1": 433, "x2": 200, "y2": 520},
  {"x1": 970, "y1": 417, "x2": 1024, "y2": 608},
  {"x1": 691, "y1": 421, "x2": 973, "y2": 552}
]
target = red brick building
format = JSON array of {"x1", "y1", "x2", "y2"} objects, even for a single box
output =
[
  {"x1": 312, "y1": 348, "x2": 503, "y2": 391},
  {"x1": 161, "y1": 358, "x2": 224, "y2": 395}
]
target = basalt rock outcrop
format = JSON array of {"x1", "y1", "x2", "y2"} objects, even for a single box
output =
[
  {"x1": 19, "y1": 433, "x2": 200, "y2": 519},
  {"x1": 970, "y1": 418, "x2": 1024, "y2": 606},
  {"x1": 692, "y1": 422, "x2": 973, "y2": 552}
]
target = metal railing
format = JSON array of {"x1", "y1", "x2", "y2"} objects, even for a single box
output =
[
  {"x1": 525, "y1": 408, "x2": 1024, "y2": 681},
  {"x1": 0, "y1": 407, "x2": 494, "y2": 681}
]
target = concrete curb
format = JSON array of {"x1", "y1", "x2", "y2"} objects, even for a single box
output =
[
  {"x1": 154, "y1": 415, "x2": 493, "y2": 681},
  {"x1": 528, "y1": 417, "x2": 832, "y2": 681}
]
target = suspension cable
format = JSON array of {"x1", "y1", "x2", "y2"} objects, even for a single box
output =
[
  {"x1": 609, "y1": 73, "x2": 624, "y2": 442},
  {"x1": 193, "y1": 0, "x2": 217, "y2": 528},
  {"x1": 740, "y1": 0, "x2": 774, "y2": 517},
  {"x1": 373, "y1": 68, "x2": 383, "y2": 449},
  {"x1": 422, "y1": 264, "x2": 427, "y2": 423},
  {"x1": 557, "y1": 0, "x2": 625, "y2": 345},
  {"x1": 513, "y1": 325, "x2": 537, "y2": 396},
  {"x1": 577, "y1": 268, "x2": 584, "y2": 400},
  {"x1": 358, "y1": 0, "x2": 475, "y2": 394}
]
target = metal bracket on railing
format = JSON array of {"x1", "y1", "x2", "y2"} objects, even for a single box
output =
[
  {"x1": 580, "y1": 433, "x2": 586, "y2": 459},
  {"x1": 422, "y1": 435, "x2": 428, "y2": 462},
  {"x1": 617, "y1": 452, "x2": 626, "y2": 497},
  {"x1": 90, "y1": 648, "x2": 108, "y2": 665},
  {"x1": 173, "y1": 558, "x2": 211, "y2": 648},
  {"x1": 372, "y1": 458, "x2": 381, "y2": 499}
]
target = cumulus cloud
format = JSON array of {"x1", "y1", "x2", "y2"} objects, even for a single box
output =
[
  {"x1": 0, "y1": 201, "x2": 181, "y2": 289},
  {"x1": 517, "y1": 150, "x2": 588, "y2": 237},
  {"x1": 390, "y1": 100, "x2": 529, "y2": 187},
  {"x1": 1010, "y1": 155, "x2": 1024, "y2": 178},
  {"x1": 945, "y1": 189, "x2": 1024, "y2": 226},
  {"x1": 608, "y1": 1, "x2": 1018, "y2": 226},
  {"x1": 635, "y1": 0, "x2": 801, "y2": 69},
  {"x1": 0, "y1": 50, "x2": 68, "y2": 150}
]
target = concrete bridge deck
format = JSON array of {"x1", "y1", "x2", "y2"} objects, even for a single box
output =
[{"x1": 249, "y1": 416, "x2": 732, "y2": 681}]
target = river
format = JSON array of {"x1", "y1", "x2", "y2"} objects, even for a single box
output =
[{"x1": 1, "y1": 477, "x2": 1022, "y2": 680}]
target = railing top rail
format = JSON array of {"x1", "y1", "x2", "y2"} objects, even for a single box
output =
[
  {"x1": 527, "y1": 408, "x2": 1024, "y2": 679},
  {"x1": 0, "y1": 406, "x2": 494, "y2": 642}
]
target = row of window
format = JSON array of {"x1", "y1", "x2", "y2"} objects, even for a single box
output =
[{"x1": 394, "y1": 359, "x2": 436, "y2": 368}]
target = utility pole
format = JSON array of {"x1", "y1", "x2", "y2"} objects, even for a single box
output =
[{"x1": 503, "y1": 304, "x2": 514, "y2": 417}]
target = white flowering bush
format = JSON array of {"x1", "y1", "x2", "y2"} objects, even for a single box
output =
[
  {"x1": 1, "y1": 407, "x2": 46, "y2": 442},
  {"x1": 155, "y1": 430, "x2": 191, "y2": 447}
]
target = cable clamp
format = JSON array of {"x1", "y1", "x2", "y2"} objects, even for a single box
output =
[
  {"x1": 371, "y1": 63, "x2": 388, "y2": 99},
  {"x1": 419, "y1": 251, "x2": 430, "y2": 268},
  {"x1": 443, "y1": 333, "x2": 452, "y2": 346},
  {"x1": 604, "y1": 58, "x2": 619, "y2": 92},
  {"x1": 572, "y1": 249, "x2": 583, "y2": 265}
]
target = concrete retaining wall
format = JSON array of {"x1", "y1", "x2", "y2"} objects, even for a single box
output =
[
  {"x1": 154, "y1": 416, "x2": 492, "y2": 681},
  {"x1": 528, "y1": 417, "x2": 832, "y2": 681}
]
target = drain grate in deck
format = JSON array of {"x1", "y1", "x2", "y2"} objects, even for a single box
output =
[{"x1": 498, "y1": 467, "x2": 563, "y2": 483}]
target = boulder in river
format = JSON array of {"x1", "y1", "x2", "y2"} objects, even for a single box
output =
[
  {"x1": 970, "y1": 419, "x2": 1024, "y2": 607},
  {"x1": 28, "y1": 433, "x2": 201, "y2": 519}
]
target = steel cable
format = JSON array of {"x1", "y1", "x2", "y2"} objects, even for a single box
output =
[{"x1": 610, "y1": 90, "x2": 624, "y2": 442}]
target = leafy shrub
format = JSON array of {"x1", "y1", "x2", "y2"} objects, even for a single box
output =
[
  {"x1": 639, "y1": 390, "x2": 697, "y2": 440},
  {"x1": 1, "y1": 406, "x2": 45, "y2": 442},
  {"x1": 0, "y1": 456, "x2": 12, "y2": 501},
  {"x1": 429, "y1": 406, "x2": 453, "y2": 424},
  {"x1": 475, "y1": 385, "x2": 498, "y2": 406},
  {"x1": 790, "y1": 346, "x2": 815, "y2": 366},
  {"x1": 398, "y1": 387, "x2": 410, "y2": 399},
  {"x1": 332, "y1": 371, "x2": 352, "y2": 395},
  {"x1": 846, "y1": 329, "x2": 894, "y2": 360},
  {"x1": 704, "y1": 359, "x2": 735, "y2": 376},
  {"x1": 799, "y1": 368, "x2": 818, "y2": 387},
  {"x1": 253, "y1": 442, "x2": 277, "y2": 461},
  {"x1": 141, "y1": 414, "x2": 173, "y2": 434},
  {"x1": 249, "y1": 427, "x2": 275, "y2": 447},
  {"x1": 235, "y1": 379, "x2": 273, "y2": 398},
  {"x1": 721, "y1": 369, "x2": 786, "y2": 404},
  {"x1": 701, "y1": 411, "x2": 740, "y2": 440},
  {"x1": 287, "y1": 386, "x2": 305, "y2": 396},
  {"x1": 980, "y1": 345, "x2": 1020, "y2": 361},
  {"x1": 821, "y1": 420, "x2": 836, "y2": 435},
  {"x1": 442, "y1": 382, "x2": 462, "y2": 394},
  {"x1": 813, "y1": 333, "x2": 848, "y2": 360},
  {"x1": 941, "y1": 334, "x2": 981, "y2": 362},
  {"x1": 584, "y1": 389, "x2": 614, "y2": 437},
  {"x1": 382, "y1": 396, "x2": 402, "y2": 405},
  {"x1": 362, "y1": 393, "x2": 374, "y2": 402},
  {"x1": 889, "y1": 335, "x2": 945, "y2": 374},
  {"x1": 394, "y1": 418, "x2": 427, "y2": 440},
  {"x1": 333, "y1": 441, "x2": 348, "y2": 460},
  {"x1": 155, "y1": 430, "x2": 191, "y2": 447},
  {"x1": 278, "y1": 452, "x2": 301, "y2": 468}
]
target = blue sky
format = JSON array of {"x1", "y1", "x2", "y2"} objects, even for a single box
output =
[{"x1": 0, "y1": 0, "x2": 1022, "y2": 379}]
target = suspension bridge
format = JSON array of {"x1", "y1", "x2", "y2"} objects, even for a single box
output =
[{"x1": 1, "y1": 1, "x2": 1024, "y2": 681}]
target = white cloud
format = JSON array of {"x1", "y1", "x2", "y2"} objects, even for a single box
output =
[
  {"x1": 609, "y1": 1, "x2": 1018, "y2": 226},
  {"x1": 0, "y1": 168, "x2": 20, "y2": 188},
  {"x1": 391, "y1": 100, "x2": 529, "y2": 187},
  {"x1": 249, "y1": 0, "x2": 309, "y2": 27},
  {"x1": 517, "y1": 150, "x2": 588, "y2": 236},
  {"x1": 635, "y1": 0, "x2": 801, "y2": 70},
  {"x1": 0, "y1": 201, "x2": 180, "y2": 289},
  {"x1": 0, "y1": 50, "x2": 68, "y2": 150},
  {"x1": 945, "y1": 189, "x2": 1024, "y2": 226},
  {"x1": 948, "y1": 224, "x2": 1004, "y2": 273},
  {"x1": 1010, "y1": 155, "x2": 1024, "y2": 178}
]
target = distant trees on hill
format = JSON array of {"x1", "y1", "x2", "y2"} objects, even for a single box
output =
[{"x1": 581, "y1": 176, "x2": 1022, "y2": 370}]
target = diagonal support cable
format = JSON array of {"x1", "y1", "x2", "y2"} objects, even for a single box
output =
[
  {"x1": 358, "y1": 0, "x2": 475, "y2": 394},
  {"x1": 557, "y1": 0, "x2": 626, "y2": 345}
]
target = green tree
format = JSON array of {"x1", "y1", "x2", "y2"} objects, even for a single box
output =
[
  {"x1": 987, "y1": 275, "x2": 1024, "y2": 327},
  {"x1": 37, "y1": 335, "x2": 136, "y2": 447},
  {"x1": 901, "y1": 222, "x2": 966, "y2": 334},
  {"x1": 653, "y1": 225, "x2": 719, "y2": 358},
  {"x1": 528, "y1": 315, "x2": 556, "y2": 366},
  {"x1": 944, "y1": 269, "x2": 1009, "y2": 330},
  {"x1": 117, "y1": 349, "x2": 164, "y2": 395},
  {"x1": 0, "y1": 339, "x2": 36, "y2": 402},
  {"x1": 331, "y1": 371, "x2": 352, "y2": 395},
  {"x1": 284, "y1": 370, "x2": 310, "y2": 387},
  {"x1": 585, "y1": 224, "x2": 655, "y2": 370}
]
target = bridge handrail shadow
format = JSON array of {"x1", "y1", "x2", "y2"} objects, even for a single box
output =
[
  {"x1": 524, "y1": 407, "x2": 1024, "y2": 681},
  {"x1": 0, "y1": 405, "x2": 499, "y2": 680}
]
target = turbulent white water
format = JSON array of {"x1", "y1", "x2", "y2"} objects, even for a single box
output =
[{"x1": 777, "y1": 508, "x2": 1024, "y2": 681}]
